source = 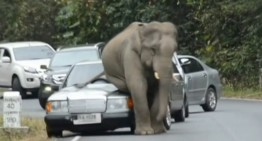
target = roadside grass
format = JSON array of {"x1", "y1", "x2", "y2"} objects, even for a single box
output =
[
  {"x1": 223, "y1": 85, "x2": 262, "y2": 100},
  {"x1": 0, "y1": 117, "x2": 54, "y2": 141},
  {"x1": 0, "y1": 87, "x2": 9, "y2": 92},
  {"x1": 0, "y1": 88, "x2": 11, "y2": 98}
]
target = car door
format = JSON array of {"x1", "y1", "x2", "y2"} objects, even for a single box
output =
[
  {"x1": 179, "y1": 57, "x2": 208, "y2": 105},
  {"x1": 0, "y1": 48, "x2": 13, "y2": 86},
  {"x1": 171, "y1": 56, "x2": 184, "y2": 101},
  {"x1": 170, "y1": 54, "x2": 184, "y2": 103}
]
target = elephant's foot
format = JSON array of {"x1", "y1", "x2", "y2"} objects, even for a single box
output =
[
  {"x1": 153, "y1": 127, "x2": 166, "y2": 134},
  {"x1": 151, "y1": 122, "x2": 166, "y2": 134},
  {"x1": 134, "y1": 127, "x2": 154, "y2": 135}
]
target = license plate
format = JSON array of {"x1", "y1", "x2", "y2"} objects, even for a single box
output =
[{"x1": 73, "y1": 113, "x2": 102, "y2": 125}]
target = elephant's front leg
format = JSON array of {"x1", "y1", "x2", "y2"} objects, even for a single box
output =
[
  {"x1": 127, "y1": 76, "x2": 154, "y2": 135},
  {"x1": 150, "y1": 91, "x2": 167, "y2": 134}
]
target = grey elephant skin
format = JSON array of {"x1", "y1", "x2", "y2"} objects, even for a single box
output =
[{"x1": 101, "y1": 21, "x2": 178, "y2": 135}]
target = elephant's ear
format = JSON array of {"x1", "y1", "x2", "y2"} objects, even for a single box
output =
[{"x1": 139, "y1": 24, "x2": 162, "y2": 50}]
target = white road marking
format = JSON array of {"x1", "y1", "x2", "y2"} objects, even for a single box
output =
[{"x1": 71, "y1": 136, "x2": 81, "y2": 141}]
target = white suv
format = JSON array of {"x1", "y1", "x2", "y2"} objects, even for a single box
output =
[{"x1": 0, "y1": 41, "x2": 55, "y2": 98}]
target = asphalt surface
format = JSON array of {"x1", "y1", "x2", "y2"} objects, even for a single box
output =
[{"x1": 0, "y1": 96, "x2": 262, "y2": 141}]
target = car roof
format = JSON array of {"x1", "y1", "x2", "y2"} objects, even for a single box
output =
[
  {"x1": 57, "y1": 46, "x2": 99, "y2": 52},
  {"x1": 0, "y1": 41, "x2": 51, "y2": 48},
  {"x1": 177, "y1": 55, "x2": 195, "y2": 58},
  {"x1": 57, "y1": 42, "x2": 104, "y2": 52}
]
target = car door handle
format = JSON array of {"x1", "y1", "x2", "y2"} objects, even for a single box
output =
[
  {"x1": 188, "y1": 76, "x2": 192, "y2": 81},
  {"x1": 203, "y1": 73, "x2": 207, "y2": 77}
]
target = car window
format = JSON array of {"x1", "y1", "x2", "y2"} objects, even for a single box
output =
[
  {"x1": 3, "y1": 49, "x2": 11, "y2": 58},
  {"x1": 63, "y1": 62, "x2": 104, "y2": 88},
  {"x1": 13, "y1": 46, "x2": 55, "y2": 61},
  {"x1": 50, "y1": 49, "x2": 100, "y2": 68},
  {"x1": 179, "y1": 57, "x2": 204, "y2": 74}
]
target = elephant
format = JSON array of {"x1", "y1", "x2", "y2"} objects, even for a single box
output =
[{"x1": 101, "y1": 21, "x2": 178, "y2": 135}]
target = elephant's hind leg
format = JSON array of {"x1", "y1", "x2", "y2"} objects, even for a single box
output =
[
  {"x1": 151, "y1": 119, "x2": 166, "y2": 134},
  {"x1": 106, "y1": 75, "x2": 129, "y2": 92},
  {"x1": 127, "y1": 76, "x2": 154, "y2": 135}
]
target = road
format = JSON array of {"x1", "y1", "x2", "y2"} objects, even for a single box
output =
[{"x1": 0, "y1": 97, "x2": 262, "y2": 141}]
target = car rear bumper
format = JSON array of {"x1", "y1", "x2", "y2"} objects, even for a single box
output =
[{"x1": 45, "y1": 112, "x2": 134, "y2": 132}]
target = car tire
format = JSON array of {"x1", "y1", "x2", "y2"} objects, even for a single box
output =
[
  {"x1": 185, "y1": 96, "x2": 189, "y2": 118},
  {"x1": 201, "y1": 87, "x2": 217, "y2": 112},
  {"x1": 163, "y1": 104, "x2": 172, "y2": 130},
  {"x1": 130, "y1": 125, "x2": 135, "y2": 134},
  {"x1": 38, "y1": 87, "x2": 46, "y2": 110},
  {"x1": 12, "y1": 77, "x2": 27, "y2": 99},
  {"x1": 38, "y1": 95, "x2": 46, "y2": 110},
  {"x1": 174, "y1": 99, "x2": 186, "y2": 122}
]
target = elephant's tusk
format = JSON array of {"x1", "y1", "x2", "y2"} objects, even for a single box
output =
[{"x1": 154, "y1": 72, "x2": 160, "y2": 79}]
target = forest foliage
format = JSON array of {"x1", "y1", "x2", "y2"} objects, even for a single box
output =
[{"x1": 0, "y1": 0, "x2": 261, "y2": 88}]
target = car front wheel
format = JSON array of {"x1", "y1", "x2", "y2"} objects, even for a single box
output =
[
  {"x1": 185, "y1": 96, "x2": 189, "y2": 118},
  {"x1": 163, "y1": 104, "x2": 172, "y2": 130},
  {"x1": 12, "y1": 77, "x2": 27, "y2": 98},
  {"x1": 38, "y1": 95, "x2": 46, "y2": 110},
  {"x1": 174, "y1": 100, "x2": 186, "y2": 122},
  {"x1": 201, "y1": 87, "x2": 217, "y2": 112}
]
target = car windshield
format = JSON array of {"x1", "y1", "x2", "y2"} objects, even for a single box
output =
[
  {"x1": 13, "y1": 46, "x2": 55, "y2": 60},
  {"x1": 50, "y1": 49, "x2": 99, "y2": 68},
  {"x1": 63, "y1": 62, "x2": 104, "y2": 88}
]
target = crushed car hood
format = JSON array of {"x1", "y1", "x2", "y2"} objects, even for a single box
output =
[{"x1": 48, "y1": 83, "x2": 119, "y2": 101}]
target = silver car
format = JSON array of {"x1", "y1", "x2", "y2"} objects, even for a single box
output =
[
  {"x1": 177, "y1": 55, "x2": 223, "y2": 112},
  {"x1": 44, "y1": 58, "x2": 188, "y2": 137}
]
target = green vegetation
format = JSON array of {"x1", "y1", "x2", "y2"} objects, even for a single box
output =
[
  {"x1": 0, "y1": 117, "x2": 52, "y2": 141},
  {"x1": 223, "y1": 86, "x2": 262, "y2": 100},
  {"x1": 0, "y1": 0, "x2": 261, "y2": 89}
]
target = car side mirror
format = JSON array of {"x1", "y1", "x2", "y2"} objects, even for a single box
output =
[
  {"x1": 2, "y1": 56, "x2": 11, "y2": 63},
  {"x1": 40, "y1": 65, "x2": 48, "y2": 70}
]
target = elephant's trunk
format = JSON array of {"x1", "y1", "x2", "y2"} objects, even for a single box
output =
[{"x1": 156, "y1": 75, "x2": 172, "y2": 122}]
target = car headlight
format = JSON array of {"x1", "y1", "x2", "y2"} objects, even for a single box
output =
[
  {"x1": 106, "y1": 97, "x2": 129, "y2": 113},
  {"x1": 46, "y1": 101, "x2": 68, "y2": 113},
  {"x1": 43, "y1": 86, "x2": 52, "y2": 92},
  {"x1": 52, "y1": 74, "x2": 66, "y2": 84},
  {"x1": 24, "y1": 66, "x2": 38, "y2": 73},
  {"x1": 41, "y1": 73, "x2": 49, "y2": 81}
]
